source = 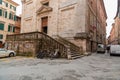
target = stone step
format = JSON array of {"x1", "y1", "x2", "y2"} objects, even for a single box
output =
[
  {"x1": 70, "y1": 53, "x2": 82, "y2": 59},
  {"x1": 71, "y1": 55, "x2": 82, "y2": 59},
  {"x1": 70, "y1": 53, "x2": 81, "y2": 57}
]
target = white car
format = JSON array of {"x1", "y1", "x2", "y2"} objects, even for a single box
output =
[
  {"x1": 110, "y1": 45, "x2": 120, "y2": 56},
  {"x1": 0, "y1": 48, "x2": 16, "y2": 57},
  {"x1": 97, "y1": 44, "x2": 105, "y2": 53}
]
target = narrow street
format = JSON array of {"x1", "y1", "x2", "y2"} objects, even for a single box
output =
[{"x1": 0, "y1": 53, "x2": 120, "y2": 80}]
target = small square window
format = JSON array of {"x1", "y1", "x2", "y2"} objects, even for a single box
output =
[{"x1": 43, "y1": 2, "x2": 49, "y2": 6}]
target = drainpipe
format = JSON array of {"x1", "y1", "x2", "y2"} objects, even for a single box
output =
[
  {"x1": 118, "y1": 6, "x2": 120, "y2": 44},
  {"x1": 96, "y1": 0, "x2": 98, "y2": 50},
  {"x1": 57, "y1": 0, "x2": 60, "y2": 36}
]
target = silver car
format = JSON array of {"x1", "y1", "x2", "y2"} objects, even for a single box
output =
[
  {"x1": 0, "y1": 48, "x2": 16, "y2": 57},
  {"x1": 97, "y1": 44, "x2": 105, "y2": 53}
]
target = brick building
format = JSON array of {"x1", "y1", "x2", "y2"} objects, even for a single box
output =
[{"x1": 108, "y1": 0, "x2": 120, "y2": 45}]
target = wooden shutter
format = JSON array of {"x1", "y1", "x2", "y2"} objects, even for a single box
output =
[
  {"x1": 14, "y1": 15, "x2": 16, "y2": 21},
  {"x1": 14, "y1": 7, "x2": 16, "y2": 11},
  {"x1": 5, "y1": 11, "x2": 7, "y2": 18},
  {"x1": 8, "y1": 25, "x2": 10, "y2": 32},
  {"x1": 13, "y1": 26, "x2": 15, "y2": 32},
  {"x1": 0, "y1": 34, "x2": 3, "y2": 39},
  {"x1": 0, "y1": 9, "x2": 2, "y2": 16},
  {"x1": 41, "y1": 17, "x2": 48, "y2": 27},
  {"x1": 0, "y1": 23, "x2": 4, "y2": 30},
  {"x1": 9, "y1": 13, "x2": 11, "y2": 19},
  {"x1": 6, "y1": 3, "x2": 8, "y2": 7},
  {"x1": 10, "y1": 5, "x2": 12, "y2": 9},
  {"x1": 0, "y1": 0, "x2": 2, "y2": 4}
]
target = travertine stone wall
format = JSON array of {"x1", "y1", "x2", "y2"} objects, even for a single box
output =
[{"x1": 21, "y1": 0, "x2": 107, "y2": 52}]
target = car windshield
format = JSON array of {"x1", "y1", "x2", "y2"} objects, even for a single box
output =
[
  {"x1": 98, "y1": 44, "x2": 104, "y2": 48},
  {"x1": 0, "y1": 48, "x2": 6, "y2": 51}
]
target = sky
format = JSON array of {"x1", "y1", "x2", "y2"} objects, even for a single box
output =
[{"x1": 12, "y1": 0, "x2": 117, "y2": 38}]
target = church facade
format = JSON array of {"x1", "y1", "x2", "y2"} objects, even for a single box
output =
[{"x1": 21, "y1": 0, "x2": 107, "y2": 52}]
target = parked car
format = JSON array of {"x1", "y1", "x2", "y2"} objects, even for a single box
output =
[
  {"x1": 0, "y1": 48, "x2": 16, "y2": 57},
  {"x1": 110, "y1": 45, "x2": 120, "y2": 56},
  {"x1": 97, "y1": 44, "x2": 105, "y2": 53}
]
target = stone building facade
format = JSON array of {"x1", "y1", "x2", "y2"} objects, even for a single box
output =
[
  {"x1": 108, "y1": 0, "x2": 120, "y2": 45},
  {"x1": 0, "y1": 0, "x2": 19, "y2": 45},
  {"x1": 15, "y1": 16, "x2": 21, "y2": 33},
  {"x1": 21, "y1": 0, "x2": 107, "y2": 52},
  {"x1": 109, "y1": 23, "x2": 117, "y2": 44}
]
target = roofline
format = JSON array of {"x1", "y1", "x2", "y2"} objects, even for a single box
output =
[
  {"x1": 101, "y1": 0, "x2": 107, "y2": 19},
  {"x1": 6, "y1": 0, "x2": 19, "y2": 6},
  {"x1": 114, "y1": 0, "x2": 120, "y2": 19}
]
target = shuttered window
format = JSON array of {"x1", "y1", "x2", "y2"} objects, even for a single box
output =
[
  {"x1": 14, "y1": 15, "x2": 16, "y2": 21},
  {"x1": 0, "y1": 9, "x2": 2, "y2": 16},
  {"x1": 10, "y1": 5, "x2": 12, "y2": 9},
  {"x1": 0, "y1": 23, "x2": 4, "y2": 30},
  {"x1": 9, "y1": 13, "x2": 11, "y2": 19},
  {"x1": 0, "y1": 34, "x2": 3, "y2": 39},
  {"x1": 6, "y1": 3, "x2": 8, "y2": 7},
  {"x1": 8, "y1": 25, "x2": 10, "y2": 32},
  {"x1": 0, "y1": 0, "x2": 2, "y2": 4},
  {"x1": 8, "y1": 25, "x2": 15, "y2": 32},
  {"x1": 13, "y1": 27, "x2": 15, "y2": 32},
  {"x1": 5, "y1": 11, "x2": 7, "y2": 18},
  {"x1": 14, "y1": 7, "x2": 16, "y2": 11}
]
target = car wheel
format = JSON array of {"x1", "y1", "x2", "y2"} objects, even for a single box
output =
[
  {"x1": 110, "y1": 53, "x2": 113, "y2": 56},
  {"x1": 9, "y1": 52, "x2": 14, "y2": 57}
]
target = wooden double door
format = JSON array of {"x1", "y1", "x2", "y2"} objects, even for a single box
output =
[{"x1": 41, "y1": 17, "x2": 48, "y2": 34}]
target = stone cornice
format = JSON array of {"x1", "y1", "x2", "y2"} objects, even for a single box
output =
[
  {"x1": 100, "y1": 0, "x2": 107, "y2": 19},
  {"x1": 6, "y1": 0, "x2": 19, "y2": 6},
  {"x1": 36, "y1": 6, "x2": 52, "y2": 15}
]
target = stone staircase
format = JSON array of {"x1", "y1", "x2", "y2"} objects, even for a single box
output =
[
  {"x1": 55, "y1": 36, "x2": 83, "y2": 59},
  {"x1": 6, "y1": 32, "x2": 83, "y2": 59}
]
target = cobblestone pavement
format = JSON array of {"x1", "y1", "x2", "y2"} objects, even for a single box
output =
[{"x1": 0, "y1": 53, "x2": 120, "y2": 80}]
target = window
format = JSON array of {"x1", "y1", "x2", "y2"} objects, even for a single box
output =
[
  {"x1": 0, "y1": 9, "x2": 2, "y2": 16},
  {"x1": 2, "y1": 1, "x2": 8, "y2": 7},
  {"x1": 14, "y1": 7, "x2": 16, "y2": 11},
  {"x1": 2, "y1": 1, "x2": 5, "y2": 6},
  {"x1": 0, "y1": 23, "x2": 4, "y2": 30},
  {"x1": 10, "y1": 5, "x2": 12, "y2": 9},
  {"x1": 9, "y1": 12, "x2": 15, "y2": 20},
  {"x1": 10, "y1": 5, "x2": 16, "y2": 11},
  {"x1": 6, "y1": 3, "x2": 8, "y2": 7},
  {"x1": 2, "y1": 10, "x2": 7, "y2": 18},
  {"x1": 14, "y1": 15, "x2": 17, "y2": 21},
  {"x1": 8, "y1": 25, "x2": 15, "y2": 32},
  {"x1": 0, "y1": 34, "x2": 3, "y2": 39},
  {"x1": 0, "y1": 9, "x2": 7, "y2": 18},
  {"x1": 0, "y1": 0, "x2": 2, "y2": 4},
  {"x1": 43, "y1": 2, "x2": 49, "y2": 6},
  {"x1": 41, "y1": 0, "x2": 49, "y2": 6}
]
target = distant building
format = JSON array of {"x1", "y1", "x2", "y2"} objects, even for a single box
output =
[
  {"x1": 21, "y1": 0, "x2": 107, "y2": 52},
  {"x1": 15, "y1": 16, "x2": 21, "y2": 33},
  {"x1": 0, "y1": 0, "x2": 19, "y2": 46},
  {"x1": 109, "y1": 23, "x2": 117, "y2": 44},
  {"x1": 108, "y1": 0, "x2": 120, "y2": 44}
]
